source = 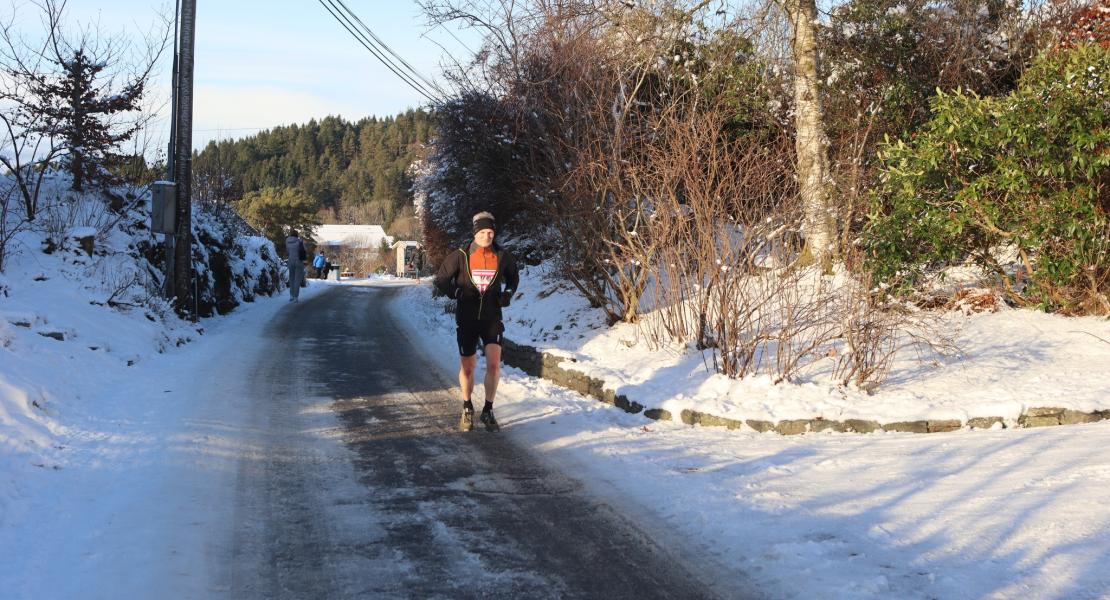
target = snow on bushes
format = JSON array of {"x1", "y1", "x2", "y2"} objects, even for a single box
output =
[{"x1": 866, "y1": 44, "x2": 1110, "y2": 315}]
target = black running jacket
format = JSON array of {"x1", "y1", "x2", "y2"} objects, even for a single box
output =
[{"x1": 434, "y1": 243, "x2": 520, "y2": 324}]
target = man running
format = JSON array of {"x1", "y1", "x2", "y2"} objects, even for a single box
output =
[{"x1": 434, "y1": 211, "x2": 520, "y2": 432}]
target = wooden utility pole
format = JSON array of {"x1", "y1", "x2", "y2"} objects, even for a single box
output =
[
  {"x1": 163, "y1": 0, "x2": 179, "y2": 299},
  {"x1": 172, "y1": 0, "x2": 196, "y2": 311}
]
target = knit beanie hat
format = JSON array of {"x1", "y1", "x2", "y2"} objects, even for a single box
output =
[{"x1": 472, "y1": 211, "x2": 496, "y2": 234}]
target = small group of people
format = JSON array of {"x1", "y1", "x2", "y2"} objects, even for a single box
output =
[
  {"x1": 283, "y1": 211, "x2": 521, "y2": 432},
  {"x1": 312, "y1": 251, "x2": 332, "y2": 280},
  {"x1": 283, "y1": 230, "x2": 335, "y2": 304}
]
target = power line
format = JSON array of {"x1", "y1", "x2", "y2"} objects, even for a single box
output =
[
  {"x1": 193, "y1": 126, "x2": 270, "y2": 132},
  {"x1": 315, "y1": 0, "x2": 442, "y2": 104},
  {"x1": 318, "y1": 0, "x2": 434, "y2": 101},
  {"x1": 432, "y1": 21, "x2": 477, "y2": 58},
  {"x1": 331, "y1": 0, "x2": 446, "y2": 97}
]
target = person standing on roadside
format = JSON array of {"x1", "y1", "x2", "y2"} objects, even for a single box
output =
[
  {"x1": 313, "y1": 250, "x2": 326, "y2": 279},
  {"x1": 434, "y1": 211, "x2": 520, "y2": 432},
  {"x1": 285, "y1": 229, "x2": 307, "y2": 302}
]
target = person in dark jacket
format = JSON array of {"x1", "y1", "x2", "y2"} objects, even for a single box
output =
[
  {"x1": 434, "y1": 211, "x2": 520, "y2": 432},
  {"x1": 285, "y1": 229, "x2": 307, "y2": 302}
]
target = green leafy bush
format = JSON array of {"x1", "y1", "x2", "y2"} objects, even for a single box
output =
[{"x1": 866, "y1": 44, "x2": 1110, "y2": 314}]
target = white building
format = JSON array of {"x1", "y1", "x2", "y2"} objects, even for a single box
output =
[
  {"x1": 310, "y1": 225, "x2": 394, "y2": 278},
  {"x1": 310, "y1": 224, "x2": 393, "y2": 251}
]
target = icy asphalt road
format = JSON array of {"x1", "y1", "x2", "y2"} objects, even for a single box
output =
[{"x1": 223, "y1": 284, "x2": 730, "y2": 599}]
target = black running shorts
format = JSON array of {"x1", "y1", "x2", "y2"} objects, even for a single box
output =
[{"x1": 457, "y1": 319, "x2": 504, "y2": 357}]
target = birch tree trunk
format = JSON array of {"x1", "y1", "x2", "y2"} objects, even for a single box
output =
[{"x1": 782, "y1": 0, "x2": 835, "y2": 268}]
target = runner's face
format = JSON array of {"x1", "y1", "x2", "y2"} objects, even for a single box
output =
[{"x1": 474, "y1": 228, "x2": 494, "y2": 248}]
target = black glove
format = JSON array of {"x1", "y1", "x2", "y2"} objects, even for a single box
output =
[
  {"x1": 433, "y1": 284, "x2": 459, "y2": 299},
  {"x1": 499, "y1": 291, "x2": 512, "y2": 307}
]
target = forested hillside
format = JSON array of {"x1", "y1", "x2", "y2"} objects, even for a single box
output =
[{"x1": 192, "y1": 110, "x2": 434, "y2": 241}]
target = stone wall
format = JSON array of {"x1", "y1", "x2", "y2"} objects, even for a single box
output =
[
  {"x1": 500, "y1": 339, "x2": 1110, "y2": 435},
  {"x1": 501, "y1": 339, "x2": 646, "y2": 416}
]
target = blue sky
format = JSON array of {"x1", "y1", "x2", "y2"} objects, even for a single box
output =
[{"x1": 67, "y1": 1, "x2": 478, "y2": 151}]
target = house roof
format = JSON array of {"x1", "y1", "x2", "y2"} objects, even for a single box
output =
[{"x1": 311, "y1": 224, "x2": 393, "y2": 249}]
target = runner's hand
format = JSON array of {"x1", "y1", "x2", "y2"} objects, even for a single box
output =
[{"x1": 499, "y1": 291, "x2": 512, "y2": 307}]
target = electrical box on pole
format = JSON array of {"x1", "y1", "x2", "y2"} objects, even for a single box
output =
[{"x1": 150, "y1": 181, "x2": 177, "y2": 234}]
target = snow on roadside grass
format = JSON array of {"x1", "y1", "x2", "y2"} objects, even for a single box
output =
[
  {"x1": 490, "y1": 265, "x2": 1110, "y2": 424},
  {"x1": 0, "y1": 176, "x2": 287, "y2": 591},
  {"x1": 0, "y1": 230, "x2": 194, "y2": 478},
  {"x1": 391, "y1": 273, "x2": 1110, "y2": 599},
  {"x1": 499, "y1": 373, "x2": 1110, "y2": 599},
  {"x1": 0, "y1": 277, "x2": 329, "y2": 599}
]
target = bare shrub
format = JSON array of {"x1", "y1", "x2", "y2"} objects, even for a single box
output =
[
  {"x1": 0, "y1": 180, "x2": 30, "y2": 272},
  {"x1": 830, "y1": 255, "x2": 960, "y2": 391},
  {"x1": 500, "y1": 8, "x2": 637, "y2": 321},
  {"x1": 767, "y1": 274, "x2": 842, "y2": 382},
  {"x1": 630, "y1": 100, "x2": 949, "y2": 389},
  {"x1": 703, "y1": 268, "x2": 798, "y2": 379},
  {"x1": 0, "y1": 8, "x2": 65, "y2": 221},
  {"x1": 102, "y1": 269, "x2": 146, "y2": 309},
  {"x1": 424, "y1": 0, "x2": 759, "y2": 323},
  {"x1": 523, "y1": 7, "x2": 706, "y2": 324},
  {"x1": 329, "y1": 246, "x2": 388, "y2": 278},
  {"x1": 623, "y1": 97, "x2": 804, "y2": 378},
  {"x1": 37, "y1": 191, "x2": 119, "y2": 253},
  {"x1": 833, "y1": 274, "x2": 900, "y2": 389}
]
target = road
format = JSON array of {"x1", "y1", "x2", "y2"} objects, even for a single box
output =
[{"x1": 221, "y1": 284, "x2": 726, "y2": 599}]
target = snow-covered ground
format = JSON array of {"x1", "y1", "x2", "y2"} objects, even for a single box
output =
[
  {"x1": 0, "y1": 179, "x2": 287, "y2": 597},
  {"x1": 396, "y1": 268, "x2": 1110, "y2": 599},
  {"x1": 3, "y1": 251, "x2": 1110, "y2": 598},
  {"x1": 467, "y1": 266, "x2": 1110, "y2": 425},
  {"x1": 0, "y1": 287, "x2": 326, "y2": 599}
]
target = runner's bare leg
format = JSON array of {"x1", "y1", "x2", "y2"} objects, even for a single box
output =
[
  {"x1": 459, "y1": 354, "x2": 477, "y2": 402},
  {"x1": 483, "y1": 343, "x2": 501, "y2": 403}
]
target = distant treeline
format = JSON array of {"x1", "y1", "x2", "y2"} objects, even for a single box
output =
[{"x1": 192, "y1": 109, "x2": 435, "y2": 237}]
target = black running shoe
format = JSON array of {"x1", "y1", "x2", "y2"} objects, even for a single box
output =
[
  {"x1": 480, "y1": 408, "x2": 500, "y2": 432},
  {"x1": 460, "y1": 407, "x2": 474, "y2": 432}
]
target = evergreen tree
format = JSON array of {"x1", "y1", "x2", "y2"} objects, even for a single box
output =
[
  {"x1": 192, "y1": 109, "x2": 436, "y2": 233},
  {"x1": 31, "y1": 47, "x2": 146, "y2": 192}
]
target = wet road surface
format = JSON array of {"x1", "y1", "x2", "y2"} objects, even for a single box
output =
[{"x1": 223, "y1": 284, "x2": 729, "y2": 599}]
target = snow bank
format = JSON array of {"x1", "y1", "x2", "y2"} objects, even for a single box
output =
[
  {"x1": 391, "y1": 272, "x2": 1110, "y2": 599},
  {"x1": 0, "y1": 173, "x2": 282, "y2": 489},
  {"x1": 402, "y1": 264, "x2": 1110, "y2": 427}
]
